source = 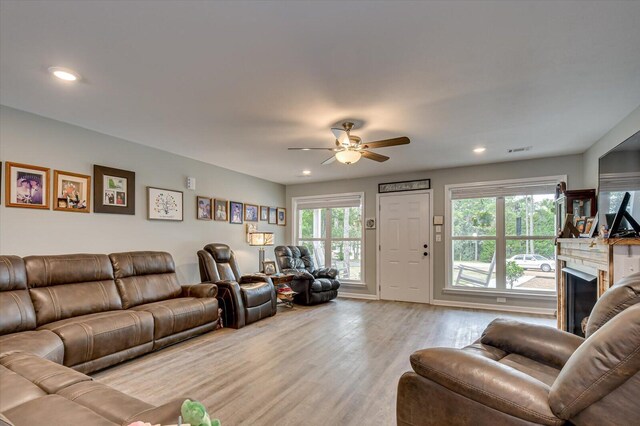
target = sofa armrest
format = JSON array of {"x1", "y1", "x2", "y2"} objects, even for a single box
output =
[
  {"x1": 410, "y1": 348, "x2": 562, "y2": 426},
  {"x1": 181, "y1": 283, "x2": 218, "y2": 298},
  {"x1": 122, "y1": 398, "x2": 185, "y2": 425},
  {"x1": 480, "y1": 319, "x2": 584, "y2": 369},
  {"x1": 214, "y1": 280, "x2": 245, "y2": 329},
  {"x1": 313, "y1": 268, "x2": 338, "y2": 279},
  {"x1": 282, "y1": 269, "x2": 314, "y2": 281},
  {"x1": 240, "y1": 274, "x2": 273, "y2": 286}
]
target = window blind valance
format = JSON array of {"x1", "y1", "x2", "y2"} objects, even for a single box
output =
[
  {"x1": 449, "y1": 177, "x2": 561, "y2": 200},
  {"x1": 599, "y1": 172, "x2": 640, "y2": 192},
  {"x1": 295, "y1": 194, "x2": 363, "y2": 210}
]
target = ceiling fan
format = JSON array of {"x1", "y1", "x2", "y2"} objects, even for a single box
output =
[{"x1": 288, "y1": 122, "x2": 410, "y2": 165}]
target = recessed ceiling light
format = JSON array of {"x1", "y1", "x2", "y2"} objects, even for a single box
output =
[
  {"x1": 48, "y1": 66, "x2": 80, "y2": 82},
  {"x1": 473, "y1": 147, "x2": 486, "y2": 153},
  {"x1": 302, "y1": 170, "x2": 311, "y2": 175},
  {"x1": 301, "y1": 148, "x2": 311, "y2": 151}
]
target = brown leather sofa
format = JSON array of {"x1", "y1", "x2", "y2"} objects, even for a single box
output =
[
  {"x1": 397, "y1": 272, "x2": 640, "y2": 425},
  {"x1": 198, "y1": 243, "x2": 277, "y2": 328},
  {"x1": 0, "y1": 252, "x2": 220, "y2": 425}
]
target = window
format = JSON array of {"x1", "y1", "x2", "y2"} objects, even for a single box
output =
[
  {"x1": 447, "y1": 177, "x2": 562, "y2": 295},
  {"x1": 293, "y1": 193, "x2": 364, "y2": 283}
]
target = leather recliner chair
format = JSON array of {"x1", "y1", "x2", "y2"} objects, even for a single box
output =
[
  {"x1": 197, "y1": 243, "x2": 277, "y2": 329},
  {"x1": 273, "y1": 245, "x2": 340, "y2": 305},
  {"x1": 397, "y1": 272, "x2": 640, "y2": 425}
]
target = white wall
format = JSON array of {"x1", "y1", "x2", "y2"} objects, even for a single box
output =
[
  {"x1": 583, "y1": 106, "x2": 640, "y2": 188},
  {"x1": 287, "y1": 154, "x2": 584, "y2": 311},
  {"x1": 0, "y1": 106, "x2": 286, "y2": 284}
]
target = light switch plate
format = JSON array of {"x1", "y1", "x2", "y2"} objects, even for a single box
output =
[
  {"x1": 435, "y1": 225, "x2": 442, "y2": 233},
  {"x1": 435, "y1": 234, "x2": 442, "y2": 242}
]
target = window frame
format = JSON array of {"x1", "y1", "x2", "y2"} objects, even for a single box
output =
[
  {"x1": 445, "y1": 175, "x2": 565, "y2": 299},
  {"x1": 292, "y1": 192, "x2": 365, "y2": 286}
]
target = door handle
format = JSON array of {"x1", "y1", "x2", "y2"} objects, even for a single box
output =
[{"x1": 423, "y1": 252, "x2": 429, "y2": 256}]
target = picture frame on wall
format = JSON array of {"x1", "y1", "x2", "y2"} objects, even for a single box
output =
[
  {"x1": 214, "y1": 199, "x2": 228, "y2": 221},
  {"x1": 53, "y1": 170, "x2": 91, "y2": 213},
  {"x1": 268, "y1": 207, "x2": 277, "y2": 224},
  {"x1": 244, "y1": 203, "x2": 259, "y2": 222},
  {"x1": 147, "y1": 187, "x2": 184, "y2": 221},
  {"x1": 93, "y1": 165, "x2": 135, "y2": 215},
  {"x1": 277, "y1": 207, "x2": 286, "y2": 226},
  {"x1": 196, "y1": 196, "x2": 212, "y2": 220},
  {"x1": 229, "y1": 201, "x2": 243, "y2": 224},
  {"x1": 5, "y1": 162, "x2": 50, "y2": 209},
  {"x1": 260, "y1": 205, "x2": 269, "y2": 221}
]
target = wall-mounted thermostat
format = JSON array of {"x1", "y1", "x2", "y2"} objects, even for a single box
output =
[{"x1": 186, "y1": 177, "x2": 196, "y2": 190}]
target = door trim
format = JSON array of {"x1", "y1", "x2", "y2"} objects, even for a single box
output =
[{"x1": 376, "y1": 189, "x2": 433, "y2": 303}]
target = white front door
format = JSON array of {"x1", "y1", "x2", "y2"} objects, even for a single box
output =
[{"x1": 379, "y1": 192, "x2": 431, "y2": 303}]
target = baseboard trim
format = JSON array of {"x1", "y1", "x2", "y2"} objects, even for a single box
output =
[
  {"x1": 430, "y1": 299, "x2": 556, "y2": 316},
  {"x1": 338, "y1": 292, "x2": 379, "y2": 300}
]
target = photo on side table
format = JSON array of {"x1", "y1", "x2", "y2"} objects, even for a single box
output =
[
  {"x1": 53, "y1": 170, "x2": 90, "y2": 213},
  {"x1": 5, "y1": 161, "x2": 50, "y2": 209}
]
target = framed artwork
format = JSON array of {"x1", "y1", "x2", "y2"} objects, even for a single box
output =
[
  {"x1": 214, "y1": 199, "x2": 228, "y2": 221},
  {"x1": 581, "y1": 216, "x2": 598, "y2": 238},
  {"x1": 268, "y1": 207, "x2": 277, "y2": 224},
  {"x1": 53, "y1": 170, "x2": 90, "y2": 213},
  {"x1": 277, "y1": 207, "x2": 286, "y2": 226},
  {"x1": 229, "y1": 201, "x2": 244, "y2": 224},
  {"x1": 260, "y1": 205, "x2": 269, "y2": 221},
  {"x1": 262, "y1": 261, "x2": 277, "y2": 275},
  {"x1": 147, "y1": 187, "x2": 183, "y2": 221},
  {"x1": 197, "y1": 196, "x2": 212, "y2": 220},
  {"x1": 244, "y1": 203, "x2": 259, "y2": 222},
  {"x1": 5, "y1": 162, "x2": 50, "y2": 209},
  {"x1": 93, "y1": 165, "x2": 135, "y2": 215},
  {"x1": 378, "y1": 179, "x2": 430, "y2": 193},
  {"x1": 574, "y1": 216, "x2": 586, "y2": 234}
]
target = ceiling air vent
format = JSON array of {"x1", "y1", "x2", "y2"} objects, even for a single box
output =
[{"x1": 507, "y1": 146, "x2": 532, "y2": 154}]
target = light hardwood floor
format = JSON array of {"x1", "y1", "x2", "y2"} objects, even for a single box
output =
[{"x1": 94, "y1": 299, "x2": 554, "y2": 425}]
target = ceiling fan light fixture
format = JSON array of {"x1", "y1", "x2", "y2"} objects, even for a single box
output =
[{"x1": 335, "y1": 149, "x2": 362, "y2": 164}]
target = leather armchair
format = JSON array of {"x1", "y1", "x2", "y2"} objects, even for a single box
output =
[
  {"x1": 197, "y1": 243, "x2": 277, "y2": 329},
  {"x1": 397, "y1": 271, "x2": 640, "y2": 426},
  {"x1": 273, "y1": 246, "x2": 340, "y2": 305}
]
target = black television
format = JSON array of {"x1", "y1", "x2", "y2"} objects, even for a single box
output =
[{"x1": 598, "y1": 130, "x2": 640, "y2": 237}]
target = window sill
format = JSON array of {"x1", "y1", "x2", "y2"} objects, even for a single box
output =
[
  {"x1": 443, "y1": 287, "x2": 557, "y2": 300},
  {"x1": 340, "y1": 281, "x2": 367, "y2": 287}
]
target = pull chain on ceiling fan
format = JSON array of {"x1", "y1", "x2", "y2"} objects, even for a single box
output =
[{"x1": 288, "y1": 121, "x2": 410, "y2": 165}]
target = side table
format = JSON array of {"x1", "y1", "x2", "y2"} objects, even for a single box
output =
[{"x1": 257, "y1": 273, "x2": 297, "y2": 308}]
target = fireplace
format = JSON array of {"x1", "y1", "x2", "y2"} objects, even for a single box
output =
[{"x1": 562, "y1": 268, "x2": 597, "y2": 337}]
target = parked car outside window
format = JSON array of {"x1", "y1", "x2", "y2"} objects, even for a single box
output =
[{"x1": 508, "y1": 254, "x2": 555, "y2": 272}]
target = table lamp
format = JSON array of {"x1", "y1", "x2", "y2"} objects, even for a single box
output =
[{"x1": 249, "y1": 232, "x2": 274, "y2": 272}]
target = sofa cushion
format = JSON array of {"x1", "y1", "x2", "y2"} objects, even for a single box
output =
[
  {"x1": 131, "y1": 297, "x2": 218, "y2": 340},
  {"x1": 39, "y1": 310, "x2": 154, "y2": 368},
  {"x1": 0, "y1": 330, "x2": 64, "y2": 364},
  {"x1": 586, "y1": 271, "x2": 640, "y2": 337},
  {"x1": 4, "y1": 394, "x2": 117, "y2": 426},
  {"x1": 0, "y1": 364, "x2": 47, "y2": 412},
  {"x1": 310, "y1": 278, "x2": 338, "y2": 292},
  {"x1": 110, "y1": 251, "x2": 182, "y2": 309},
  {"x1": 24, "y1": 254, "x2": 122, "y2": 326},
  {"x1": 0, "y1": 256, "x2": 37, "y2": 334},
  {"x1": 240, "y1": 282, "x2": 274, "y2": 307}
]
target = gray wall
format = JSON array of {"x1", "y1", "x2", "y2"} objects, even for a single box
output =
[
  {"x1": 0, "y1": 106, "x2": 286, "y2": 283},
  {"x1": 287, "y1": 154, "x2": 584, "y2": 311},
  {"x1": 583, "y1": 105, "x2": 640, "y2": 188}
]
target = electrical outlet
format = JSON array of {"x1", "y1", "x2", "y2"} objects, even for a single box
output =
[
  {"x1": 496, "y1": 297, "x2": 507, "y2": 303},
  {"x1": 435, "y1": 234, "x2": 442, "y2": 242}
]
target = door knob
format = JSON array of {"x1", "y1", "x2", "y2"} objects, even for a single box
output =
[
  {"x1": 423, "y1": 252, "x2": 429, "y2": 256},
  {"x1": 423, "y1": 244, "x2": 428, "y2": 248}
]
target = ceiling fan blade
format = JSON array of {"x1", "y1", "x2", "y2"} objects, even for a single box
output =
[
  {"x1": 360, "y1": 150, "x2": 390, "y2": 162},
  {"x1": 321, "y1": 155, "x2": 337, "y2": 165},
  {"x1": 361, "y1": 136, "x2": 410, "y2": 149},
  {"x1": 288, "y1": 147, "x2": 337, "y2": 151}
]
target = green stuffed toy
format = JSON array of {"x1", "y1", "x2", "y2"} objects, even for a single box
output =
[{"x1": 181, "y1": 399, "x2": 221, "y2": 426}]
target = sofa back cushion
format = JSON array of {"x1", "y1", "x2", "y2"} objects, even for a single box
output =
[
  {"x1": 24, "y1": 254, "x2": 121, "y2": 326},
  {"x1": 586, "y1": 271, "x2": 640, "y2": 337},
  {"x1": 109, "y1": 251, "x2": 181, "y2": 309},
  {"x1": 550, "y1": 303, "x2": 640, "y2": 420},
  {"x1": 202, "y1": 243, "x2": 242, "y2": 282},
  {"x1": 0, "y1": 256, "x2": 37, "y2": 334},
  {"x1": 274, "y1": 245, "x2": 315, "y2": 273}
]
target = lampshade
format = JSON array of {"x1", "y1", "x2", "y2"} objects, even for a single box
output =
[
  {"x1": 335, "y1": 149, "x2": 362, "y2": 164},
  {"x1": 248, "y1": 232, "x2": 274, "y2": 246}
]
